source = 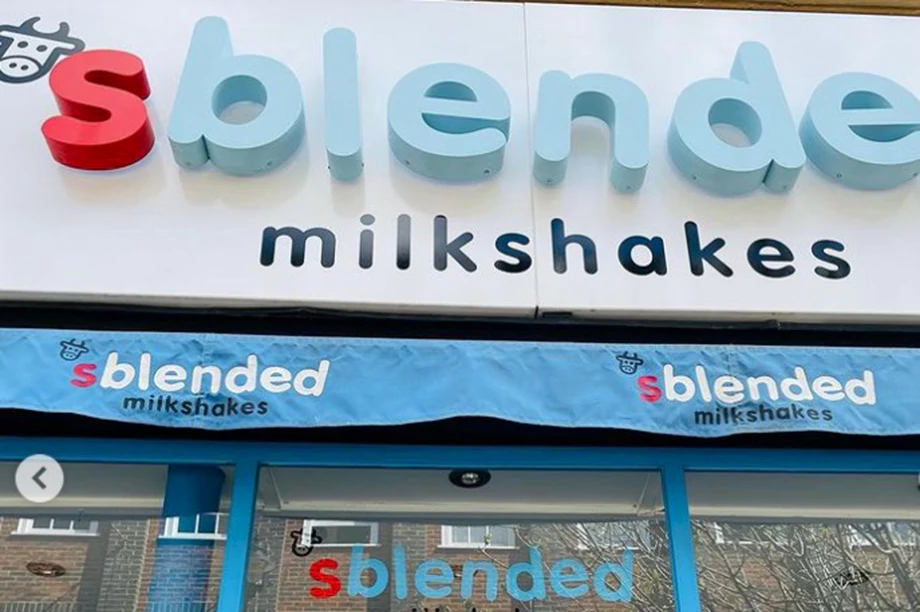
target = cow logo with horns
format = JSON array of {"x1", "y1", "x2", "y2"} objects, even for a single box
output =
[{"x1": 0, "y1": 17, "x2": 84, "y2": 84}]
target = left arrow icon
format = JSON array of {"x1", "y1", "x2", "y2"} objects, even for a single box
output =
[
  {"x1": 16, "y1": 455, "x2": 64, "y2": 503},
  {"x1": 32, "y1": 467, "x2": 48, "y2": 490}
]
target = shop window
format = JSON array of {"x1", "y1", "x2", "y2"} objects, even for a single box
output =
[
  {"x1": 441, "y1": 525, "x2": 515, "y2": 548},
  {"x1": 246, "y1": 467, "x2": 674, "y2": 612},
  {"x1": 688, "y1": 471, "x2": 920, "y2": 611},
  {"x1": 13, "y1": 517, "x2": 99, "y2": 537},
  {"x1": 302, "y1": 519, "x2": 379, "y2": 547},
  {"x1": 160, "y1": 512, "x2": 228, "y2": 541},
  {"x1": 0, "y1": 462, "x2": 233, "y2": 611}
]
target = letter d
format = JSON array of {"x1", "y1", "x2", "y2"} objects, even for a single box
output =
[
  {"x1": 594, "y1": 550, "x2": 633, "y2": 602},
  {"x1": 668, "y1": 42, "x2": 805, "y2": 195},
  {"x1": 100, "y1": 352, "x2": 136, "y2": 390},
  {"x1": 168, "y1": 17, "x2": 305, "y2": 175},
  {"x1": 846, "y1": 370, "x2": 876, "y2": 406}
]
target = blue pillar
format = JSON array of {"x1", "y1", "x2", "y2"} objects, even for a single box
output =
[
  {"x1": 148, "y1": 465, "x2": 226, "y2": 612},
  {"x1": 663, "y1": 464, "x2": 702, "y2": 612}
]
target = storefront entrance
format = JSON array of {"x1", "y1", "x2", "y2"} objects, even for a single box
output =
[{"x1": 1, "y1": 444, "x2": 918, "y2": 611}]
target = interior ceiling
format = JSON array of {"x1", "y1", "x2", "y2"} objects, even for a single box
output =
[
  {"x1": 0, "y1": 463, "x2": 917, "y2": 522},
  {"x1": 259, "y1": 468, "x2": 920, "y2": 523},
  {"x1": 0, "y1": 463, "x2": 234, "y2": 516},
  {"x1": 687, "y1": 472, "x2": 920, "y2": 521},
  {"x1": 257, "y1": 468, "x2": 664, "y2": 519}
]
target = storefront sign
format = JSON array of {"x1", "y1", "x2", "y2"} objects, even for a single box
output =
[
  {"x1": 302, "y1": 546, "x2": 633, "y2": 603},
  {"x1": 36, "y1": 24, "x2": 920, "y2": 195},
  {"x1": 2, "y1": 328, "x2": 919, "y2": 437},
  {"x1": 5, "y1": 1, "x2": 920, "y2": 321}
]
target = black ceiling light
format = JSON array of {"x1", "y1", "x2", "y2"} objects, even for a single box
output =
[{"x1": 449, "y1": 469, "x2": 491, "y2": 489}]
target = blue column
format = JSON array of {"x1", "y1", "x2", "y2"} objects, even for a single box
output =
[
  {"x1": 148, "y1": 465, "x2": 226, "y2": 612},
  {"x1": 217, "y1": 459, "x2": 260, "y2": 612},
  {"x1": 663, "y1": 464, "x2": 702, "y2": 612}
]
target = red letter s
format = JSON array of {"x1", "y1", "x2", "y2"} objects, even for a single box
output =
[
  {"x1": 638, "y1": 376, "x2": 661, "y2": 402},
  {"x1": 71, "y1": 363, "x2": 97, "y2": 388},
  {"x1": 309, "y1": 558, "x2": 341, "y2": 598},
  {"x1": 42, "y1": 50, "x2": 154, "y2": 170}
]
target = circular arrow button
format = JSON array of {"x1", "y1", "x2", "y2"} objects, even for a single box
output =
[{"x1": 16, "y1": 455, "x2": 64, "y2": 504}]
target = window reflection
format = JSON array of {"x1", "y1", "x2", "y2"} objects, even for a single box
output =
[
  {"x1": 246, "y1": 468, "x2": 674, "y2": 611},
  {"x1": 689, "y1": 472, "x2": 920, "y2": 611}
]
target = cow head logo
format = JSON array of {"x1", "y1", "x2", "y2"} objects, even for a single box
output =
[
  {"x1": 59, "y1": 339, "x2": 89, "y2": 361},
  {"x1": 0, "y1": 17, "x2": 84, "y2": 84},
  {"x1": 289, "y1": 527, "x2": 323, "y2": 557},
  {"x1": 615, "y1": 351, "x2": 644, "y2": 375}
]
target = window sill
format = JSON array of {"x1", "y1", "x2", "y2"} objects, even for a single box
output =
[
  {"x1": 310, "y1": 543, "x2": 381, "y2": 549},
  {"x1": 11, "y1": 531, "x2": 98, "y2": 539},
  {"x1": 436, "y1": 545, "x2": 518, "y2": 551}
]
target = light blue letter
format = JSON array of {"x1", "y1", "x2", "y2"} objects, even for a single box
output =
[
  {"x1": 668, "y1": 42, "x2": 805, "y2": 195},
  {"x1": 393, "y1": 544, "x2": 408, "y2": 599},
  {"x1": 800, "y1": 73, "x2": 920, "y2": 190},
  {"x1": 324, "y1": 28, "x2": 363, "y2": 181},
  {"x1": 461, "y1": 561, "x2": 499, "y2": 602},
  {"x1": 593, "y1": 550, "x2": 633, "y2": 602},
  {"x1": 348, "y1": 546, "x2": 389, "y2": 598},
  {"x1": 549, "y1": 559, "x2": 589, "y2": 598},
  {"x1": 414, "y1": 560, "x2": 454, "y2": 598},
  {"x1": 533, "y1": 71, "x2": 648, "y2": 193},
  {"x1": 388, "y1": 63, "x2": 511, "y2": 182},
  {"x1": 506, "y1": 547, "x2": 547, "y2": 601},
  {"x1": 168, "y1": 17, "x2": 305, "y2": 176}
]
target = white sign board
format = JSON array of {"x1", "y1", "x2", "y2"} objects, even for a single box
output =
[{"x1": 2, "y1": 0, "x2": 920, "y2": 322}]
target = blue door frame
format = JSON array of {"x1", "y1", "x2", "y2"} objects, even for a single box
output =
[{"x1": 2, "y1": 437, "x2": 919, "y2": 612}]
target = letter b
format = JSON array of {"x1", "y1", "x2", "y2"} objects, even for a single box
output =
[
  {"x1": 663, "y1": 365, "x2": 695, "y2": 402},
  {"x1": 168, "y1": 17, "x2": 305, "y2": 175},
  {"x1": 348, "y1": 546, "x2": 388, "y2": 598},
  {"x1": 668, "y1": 42, "x2": 805, "y2": 195},
  {"x1": 100, "y1": 352, "x2": 135, "y2": 390}
]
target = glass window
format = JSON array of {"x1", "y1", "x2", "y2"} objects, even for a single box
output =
[
  {"x1": 688, "y1": 471, "x2": 920, "y2": 611},
  {"x1": 302, "y1": 519, "x2": 379, "y2": 546},
  {"x1": 441, "y1": 525, "x2": 515, "y2": 548},
  {"x1": 246, "y1": 467, "x2": 675, "y2": 611},
  {"x1": 0, "y1": 461, "x2": 232, "y2": 611},
  {"x1": 14, "y1": 517, "x2": 100, "y2": 536},
  {"x1": 160, "y1": 512, "x2": 229, "y2": 541}
]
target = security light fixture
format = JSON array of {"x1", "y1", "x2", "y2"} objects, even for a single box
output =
[{"x1": 449, "y1": 469, "x2": 491, "y2": 489}]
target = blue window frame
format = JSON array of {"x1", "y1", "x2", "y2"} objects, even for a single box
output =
[{"x1": 0, "y1": 438, "x2": 918, "y2": 612}]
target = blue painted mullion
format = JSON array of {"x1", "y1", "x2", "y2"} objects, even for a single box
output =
[
  {"x1": 662, "y1": 463, "x2": 701, "y2": 612},
  {"x1": 217, "y1": 458, "x2": 260, "y2": 612}
]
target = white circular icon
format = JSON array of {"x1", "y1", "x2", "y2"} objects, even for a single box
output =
[{"x1": 15, "y1": 455, "x2": 64, "y2": 504}]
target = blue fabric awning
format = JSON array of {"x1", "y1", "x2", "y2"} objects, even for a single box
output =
[{"x1": 0, "y1": 328, "x2": 909, "y2": 437}]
